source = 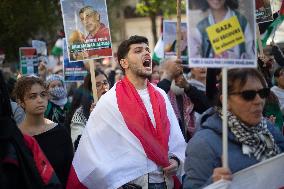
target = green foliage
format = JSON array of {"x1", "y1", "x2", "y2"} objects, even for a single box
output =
[
  {"x1": 136, "y1": 0, "x2": 185, "y2": 18},
  {"x1": 106, "y1": 0, "x2": 126, "y2": 42},
  {"x1": 0, "y1": 0, "x2": 62, "y2": 61}
]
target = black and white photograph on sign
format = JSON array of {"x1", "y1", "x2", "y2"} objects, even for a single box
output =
[
  {"x1": 163, "y1": 20, "x2": 188, "y2": 64},
  {"x1": 256, "y1": 0, "x2": 273, "y2": 23},
  {"x1": 61, "y1": 0, "x2": 112, "y2": 62},
  {"x1": 186, "y1": 0, "x2": 257, "y2": 68}
]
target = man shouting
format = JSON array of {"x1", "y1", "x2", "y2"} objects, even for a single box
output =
[{"x1": 67, "y1": 36, "x2": 186, "y2": 189}]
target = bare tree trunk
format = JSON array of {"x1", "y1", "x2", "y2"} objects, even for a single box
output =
[{"x1": 150, "y1": 13, "x2": 158, "y2": 45}]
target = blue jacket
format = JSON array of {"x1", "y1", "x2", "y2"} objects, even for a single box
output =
[{"x1": 183, "y1": 108, "x2": 284, "y2": 189}]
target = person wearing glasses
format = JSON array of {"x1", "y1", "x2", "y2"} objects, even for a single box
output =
[
  {"x1": 183, "y1": 68, "x2": 284, "y2": 189},
  {"x1": 68, "y1": 6, "x2": 112, "y2": 60},
  {"x1": 70, "y1": 69, "x2": 110, "y2": 149}
]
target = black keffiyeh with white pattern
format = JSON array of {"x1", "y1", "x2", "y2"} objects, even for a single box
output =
[{"x1": 217, "y1": 107, "x2": 280, "y2": 161}]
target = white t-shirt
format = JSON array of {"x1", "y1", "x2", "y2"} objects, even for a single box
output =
[
  {"x1": 137, "y1": 88, "x2": 156, "y2": 127},
  {"x1": 137, "y1": 88, "x2": 164, "y2": 183}
]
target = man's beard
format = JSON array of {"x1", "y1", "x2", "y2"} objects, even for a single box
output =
[
  {"x1": 136, "y1": 70, "x2": 152, "y2": 78},
  {"x1": 131, "y1": 66, "x2": 152, "y2": 78},
  {"x1": 171, "y1": 80, "x2": 184, "y2": 95}
]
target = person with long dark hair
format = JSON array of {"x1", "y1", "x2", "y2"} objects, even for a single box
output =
[{"x1": 70, "y1": 69, "x2": 110, "y2": 149}]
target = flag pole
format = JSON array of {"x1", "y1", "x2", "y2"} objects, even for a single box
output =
[
  {"x1": 176, "y1": 0, "x2": 182, "y2": 59},
  {"x1": 88, "y1": 60, "x2": 98, "y2": 103}
]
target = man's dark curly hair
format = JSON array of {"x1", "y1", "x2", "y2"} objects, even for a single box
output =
[{"x1": 116, "y1": 35, "x2": 149, "y2": 70}]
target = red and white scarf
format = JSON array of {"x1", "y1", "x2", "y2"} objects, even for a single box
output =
[{"x1": 116, "y1": 77, "x2": 170, "y2": 167}]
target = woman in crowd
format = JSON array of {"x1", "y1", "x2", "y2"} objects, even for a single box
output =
[
  {"x1": 189, "y1": 0, "x2": 254, "y2": 59},
  {"x1": 183, "y1": 68, "x2": 284, "y2": 188},
  {"x1": 0, "y1": 71, "x2": 62, "y2": 189},
  {"x1": 14, "y1": 76, "x2": 73, "y2": 188},
  {"x1": 70, "y1": 69, "x2": 110, "y2": 149},
  {"x1": 44, "y1": 74, "x2": 71, "y2": 125}
]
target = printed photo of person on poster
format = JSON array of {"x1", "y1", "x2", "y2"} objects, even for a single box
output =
[
  {"x1": 61, "y1": 0, "x2": 112, "y2": 62},
  {"x1": 187, "y1": 0, "x2": 256, "y2": 67}
]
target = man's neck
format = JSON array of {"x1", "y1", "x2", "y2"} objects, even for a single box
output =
[{"x1": 127, "y1": 74, "x2": 147, "y2": 90}]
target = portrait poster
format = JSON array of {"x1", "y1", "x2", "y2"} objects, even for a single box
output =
[
  {"x1": 19, "y1": 47, "x2": 38, "y2": 75},
  {"x1": 186, "y1": 0, "x2": 257, "y2": 68},
  {"x1": 255, "y1": 0, "x2": 273, "y2": 23},
  {"x1": 163, "y1": 20, "x2": 188, "y2": 65},
  {"x1": 32, "y1": 40, "x2": 48, "y2": 65},
  {"x1": 32, "y1": 40, "x2": 47, "y2": 56},
  {"x1": 63, "y1": 39, "x2": 88, "y2": 82},
  {"x1": 61, "y1": 0, "x2": 112, "y2": 62}
]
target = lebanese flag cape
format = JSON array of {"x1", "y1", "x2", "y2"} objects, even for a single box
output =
[{"x1": 67, "y1": 78, "x2": 186, "y2": 189}]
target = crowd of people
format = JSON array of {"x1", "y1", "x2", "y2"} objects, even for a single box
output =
[
  {"x1": 1, "y1": 1, "x2": 284, "y2": 186},
  {"x1": 0, "y1": 33, "x2": 284, "y2": 189}
]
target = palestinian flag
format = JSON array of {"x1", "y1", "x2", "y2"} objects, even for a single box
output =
[
  {"x1": 152, "y1": 36, "x2": 164, "y2": 63},
  {"x1": 51, "y1": 38, "x2": 63, "y2": 56},
  {"x1": 262, "y1": 0, "x2": 284, "y2": 47}
]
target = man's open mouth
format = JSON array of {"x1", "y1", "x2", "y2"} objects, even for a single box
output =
[{"x1": 143, "y1": 59, "x2": 151, "y2": 67}]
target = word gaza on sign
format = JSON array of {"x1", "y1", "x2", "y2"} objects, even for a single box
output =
[{"x1": 206, "y1": 16, "x2": 245, "y2": 55}]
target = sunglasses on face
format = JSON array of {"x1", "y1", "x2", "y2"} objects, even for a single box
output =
[{"x1": 229, "y1": 88, "x2": 270, "y2": 101}]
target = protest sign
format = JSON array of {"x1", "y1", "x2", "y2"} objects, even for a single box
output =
[
  {"x1": 163, "y1": 20, "x2": 188, "y2": 64},
  {"x1": 229, "y1": 153, "x2": 284, "y2": 189},
  {"x1": 256, "y1": 0, "x2": 273, "y2": 23},
  {"x1": 19, "y1": 47, "x2": 38, "y2": 75},
  {"x1": 186, "y1": 0, "x2": 256, "y2": 68},
  {"x1": 32, "y1": 40, "x2": 47, "y2": 55},
  {"x1": 206, "y1": 16, "x2": 245, "y2": 55},
  {"x1": 203, "y1": 153, "x2": 284, "y2": 189},
  {"x1": 203, "y1": 180, "x2": 231, "y2": 189},
  {"x1": 32, "y1": 40, "x2": 49, "y2": 66},
  {"x1": 61, "y1": 0, "x2": 112, "y2": 62},
  {"x1": 63, "y1": 39, "x2": 88, "y2": 82}
]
